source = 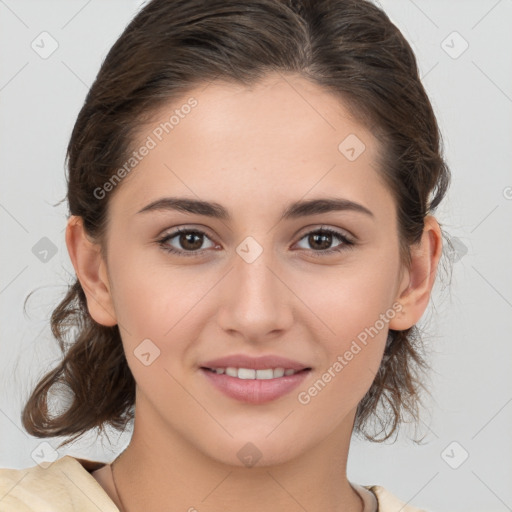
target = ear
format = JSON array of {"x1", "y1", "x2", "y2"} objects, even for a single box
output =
[
  {"x1": 389, "y1": 215, "x2": 443, "y2": 331},
  {"x1": 65, "y1": 215, "x2": 117, "y2": 327}
]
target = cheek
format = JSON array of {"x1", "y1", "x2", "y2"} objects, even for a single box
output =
[
  {"x1": 107, "y1": 247, "x2": 213, "y2": 369},
  {"x1": 291, "y1": 257, "x2": 399, "y2": 411},
  {"x1": 291, "y1": 250, "x2": 400, "y2": 345},
  {"x1": 108, "y1": 260, "x2": 204, "y2": 412},
  {"x1": 107, "y1": 239, "x2": 185, "y2": 328},
  {"x1": 294, "y1": 295, "x2": 390, "y2": 438}
]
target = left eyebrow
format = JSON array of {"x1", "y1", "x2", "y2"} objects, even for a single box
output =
[{"x1": 136, "y1": 196, "x2": 374, "y2": 221}]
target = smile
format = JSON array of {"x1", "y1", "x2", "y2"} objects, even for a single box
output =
[
  {"x1": 200, "y1": 367, "x2": 311, "y2": 404},
  {"x1": 202, "y1": 367, "x2": 303, "y2": 379}
]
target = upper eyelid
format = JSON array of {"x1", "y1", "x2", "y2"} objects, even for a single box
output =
[
  {"x1": 158, "y1": 226, "x2": 218, "y2": 243},
  {"x1": 297, "y1": 225, "x2": 354, "y2": 240},
  {"x1": 158, "y1": 225, "x2": 355, "y2": 246}
]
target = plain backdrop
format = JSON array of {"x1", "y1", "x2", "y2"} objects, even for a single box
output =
[{"x1": 1, "y1": 1, "x2": 511, "y2": 511}]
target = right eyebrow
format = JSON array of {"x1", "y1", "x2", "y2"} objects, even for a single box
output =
[{"x1": 136, "y1": 196, "x2": 375, "y2": 221}]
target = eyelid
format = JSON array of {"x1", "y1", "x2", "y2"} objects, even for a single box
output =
[
  {"x1": 157, "y1": 223, "x2": 355, "y2": 244},
  {"x1": 156, "y1": 223, "x2": 357, "y2": 258},
  {"x1": 157, "y1": 224, "x2": 215, "y2": 239},
  {"x1": 294, "y1": 224, "x2": 355, "y2": 242},
  {"x1": 155, "y1": 226, "x2": 220, "y2": 258}
]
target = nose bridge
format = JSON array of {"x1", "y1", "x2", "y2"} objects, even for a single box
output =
[{"x1": 218, "y1": 237, "x2": 293, "y2": 338}]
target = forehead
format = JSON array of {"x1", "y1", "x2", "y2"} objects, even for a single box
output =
[{"x1": 108, "y1": 73, "x2": 390, "y2": 220}]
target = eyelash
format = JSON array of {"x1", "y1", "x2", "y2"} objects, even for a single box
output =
[{"x1": 156, "y1": 226, "x2": 355, "y2": 258}]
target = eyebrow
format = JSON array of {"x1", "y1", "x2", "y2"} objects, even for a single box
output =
[{"x1": 136, "y1": 196, "x2": 374, "y2": 221}]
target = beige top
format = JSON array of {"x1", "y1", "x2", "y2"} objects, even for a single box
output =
[{"x1": 0, "y1": 456, "x2": 427, "y2": 511}]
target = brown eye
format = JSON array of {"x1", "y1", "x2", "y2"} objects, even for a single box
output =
[
  {"x1": 177, "y1": 231, "x2": 204, "y2": 251},
  {"x1": 295, "y1": 228, "x2": 355, "y2": 255},
  {"x1": 307, "y1": 232, "x2": 334, "y2": 250},
  {"x1": 158, "y1": 228, "x2": 216, "y2": 257}
]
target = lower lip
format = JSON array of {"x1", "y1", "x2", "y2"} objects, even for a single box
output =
[{"x1": 200, "y1": 368, "x2": 310, "y2": 404}]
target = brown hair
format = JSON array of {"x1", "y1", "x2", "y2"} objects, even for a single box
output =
[{"x1": 22, "y1": 0, "x2": 450, "y2": 446}]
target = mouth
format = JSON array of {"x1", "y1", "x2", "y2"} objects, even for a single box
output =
[
  {"x1": 199, "y1": 354, "x2": 312, "y2": 403},
  {"x1": 199, "y1": 361, "x2": 312, "y2": 404},
  {"x1": 201, "y1": 366, "x2": 311, "y2": 380}
]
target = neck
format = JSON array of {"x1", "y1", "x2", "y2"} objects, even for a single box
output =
[{"x1": 111, "y1": 401, "x2": 362, "y2": 512}]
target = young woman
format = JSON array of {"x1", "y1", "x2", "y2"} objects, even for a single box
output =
[{"x1": 0, "y1": 0, "x2": 450, "y2": 510}]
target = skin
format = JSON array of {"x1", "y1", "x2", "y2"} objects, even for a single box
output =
[{"x1": 66, "y1": 72, "x2": 442, "y2": 512}]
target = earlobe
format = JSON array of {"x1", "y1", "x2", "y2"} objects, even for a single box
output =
[
  {"x1": 65, "y1": 216, "x2": 117, "y2": 327},
  {"x1": 388, "y1": 215, "x2": 443, "y2": 331}
]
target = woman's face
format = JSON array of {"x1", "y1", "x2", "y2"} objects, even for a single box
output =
[{"x1": 99, "y1": 73, "x2": 410, "y2": 466}]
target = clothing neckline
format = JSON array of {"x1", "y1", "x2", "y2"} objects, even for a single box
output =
[
  {"x1": 71, "y1": 455, "x2": 378, "y2": 512},
  {"x1": 74, "y1": 456, "x2": 108, "y2": 473},
  {"x1": 351, "y1": 482, "x2": 379, "y2": 512}
]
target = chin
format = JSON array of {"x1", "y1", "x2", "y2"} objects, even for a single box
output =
[{"x1": 197, "y1": 430, "x2": 308, "y2": 469}]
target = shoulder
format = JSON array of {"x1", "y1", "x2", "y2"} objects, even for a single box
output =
[
  {"x1": 365, "y1": 485, "x2": 429, "y2": 512},
  {"x1": 0, "y1": 455, "x2": 119, "y2": 511}
]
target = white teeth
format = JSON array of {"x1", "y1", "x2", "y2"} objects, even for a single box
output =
[
  {"x1": 225, "y1": 367, "x2": 238, "y2": 377},
  {"x1": 273, "y1": 367, "x2": 285, "y2": 378},
  {"x1": 238, "y1": 368, "x2": 256, "y2": 379},
  {"x1": 256, "y1": 369, "x2": 274, "y2": 380},
  {"x1": 210, "y1": 366, "x2": 300, "y2": 379}
]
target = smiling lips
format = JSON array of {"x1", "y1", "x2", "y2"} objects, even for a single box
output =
[
  {"x1": 205, "y1": 367, "x2": 300, "y2": 379},
  {"x1": 200, "y1": 354, "x2": 311, "y2": 404}
]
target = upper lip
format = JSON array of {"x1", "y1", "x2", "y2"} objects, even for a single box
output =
[{"x1": 200, "y1": 354, "x2": 311, "y2": 371}]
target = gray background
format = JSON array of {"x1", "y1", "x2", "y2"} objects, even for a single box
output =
[{"x1": 1, "y1": 1, "x2": 511, "y2": 511}]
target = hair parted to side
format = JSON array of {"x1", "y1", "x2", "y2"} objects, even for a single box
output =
[{"x1": 22, "y1": 0, "x2": 450, "y2": 447}]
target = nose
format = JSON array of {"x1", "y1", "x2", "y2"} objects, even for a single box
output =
[{"x1": 216, "y1": 243, "x2": 295, "y2": 343}]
